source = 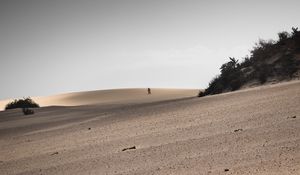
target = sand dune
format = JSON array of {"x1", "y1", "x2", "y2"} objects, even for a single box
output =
[
  {"x1": 0, "y1": 81, "x2": 299, "y2": 174},
  {"x1": 0, "y1": 88, "x2": 199, "y2": 110}
]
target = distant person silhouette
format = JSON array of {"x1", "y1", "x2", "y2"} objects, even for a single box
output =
[{"x1": 147, "y1": 88, "x2": 151, "y2": 95}]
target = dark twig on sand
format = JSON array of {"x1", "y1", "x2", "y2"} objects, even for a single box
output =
[{"x1": 122, "y1": 146, "x2": 136, "y2": 152}]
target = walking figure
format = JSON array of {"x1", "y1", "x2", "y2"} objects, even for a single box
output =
[{"x1": 147, "y1": 88, "x2": 151, "y2": 95}]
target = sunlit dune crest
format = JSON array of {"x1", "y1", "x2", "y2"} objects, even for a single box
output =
[{"x1": 0, "y1": 88, "x2": 199, "y2": 110}]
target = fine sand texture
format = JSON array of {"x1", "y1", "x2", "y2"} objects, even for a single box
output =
[{"x1": 0, "y1": 82, "x2": 299, "y2": 175}]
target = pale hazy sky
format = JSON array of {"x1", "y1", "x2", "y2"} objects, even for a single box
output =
[{"x1": 0, "y1": 0, "x2": 300, "y2": 100}]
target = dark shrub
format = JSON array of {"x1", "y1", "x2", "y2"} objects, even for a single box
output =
[
  {"x1": 5, "y1": 98, "x2": 40, "y2": 110},
  {"x1": 198, "y1": 91, "x2": 205, "y2": 97},
  {"x1": 258, "y1": 72, "x2": 267, "y2": 84},
  {"x1": 291, "y1": 27, "x2": 299, "y2": 36},
  {"x1": 205, "y1": 75, "x2": 224, "y2": 95},
  {"x1": 278, "y1": 31, "x2": 290, "y2": 43},
  {"x1": 254, "y1": 64, "x2": 273, "y2": 84},
  {"x1": 199, "y1": 27, "x2": 300, "y2": 97},
  {"x1": 250, "y1": 39, "x2": 275, "y2": 62},
  {"x1": 280, "y1": 55, "x2": 298, "y2": 78},
  {"x1": 230, "y1": 77, "x2": 243, "y2": 91},
  {"x1": 22, "y1": 108, "x2": 35, "y2": 115},
  {"x1": 240, "y1": 56, "x2": 252, "y2": 68}
]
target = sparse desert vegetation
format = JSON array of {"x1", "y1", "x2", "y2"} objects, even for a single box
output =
[
  {"x1": 199, "y1": 27, "x2": 300, "y2": 97},
  {"x1": 22, "y1": 108, "x2": 35, "y2": 115},
  {"x1": 1, "y1": 0, "x2": 300, "y2": 174},
  {"x1": 5, "y1": 97, "x2": 40, "y2": 110}
]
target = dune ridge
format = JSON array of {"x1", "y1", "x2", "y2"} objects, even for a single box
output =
[{"x1": 0, "y1": 88, "x2": 199, "y2": 110}]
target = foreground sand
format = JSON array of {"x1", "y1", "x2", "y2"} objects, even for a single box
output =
[{"x1": 0, "y1": 82, "x2": 299, "y2": 175}]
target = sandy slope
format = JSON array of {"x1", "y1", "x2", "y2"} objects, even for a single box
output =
[
  {"x1": 0, "y1": 81, "x2": 299, "y2": 175},
  {"x1": 0, "y1": 88, "x2": 198, "y2": 110}
]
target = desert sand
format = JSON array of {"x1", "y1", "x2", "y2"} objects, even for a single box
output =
[
  {"x1": 0, "y1": 82, "x2": 299, "y2": 175},
  {"x1": 0, "y1": 88, "x2": 198, "y2": 110}
]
